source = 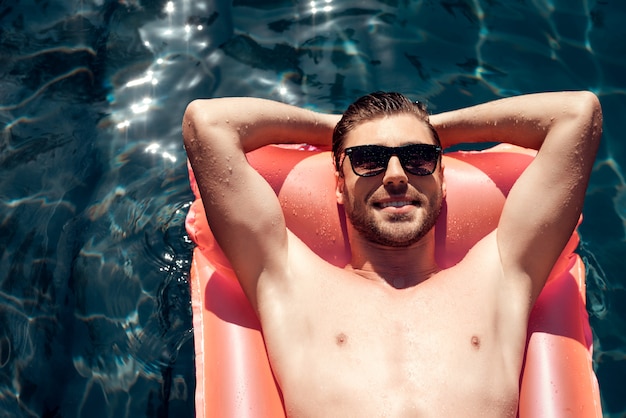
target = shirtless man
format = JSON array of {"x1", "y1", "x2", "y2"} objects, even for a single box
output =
[{"x1": 182, "y1": 91, "x2": 602, "y2": 417}]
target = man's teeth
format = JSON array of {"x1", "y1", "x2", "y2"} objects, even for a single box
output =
[{"x1": 380, "y1": 201, "x2": 413, "y2": 208}]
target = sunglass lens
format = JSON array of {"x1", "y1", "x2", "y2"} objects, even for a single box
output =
[
  {"x1": 351, "y1": 147, "x2": 387, "y2": 176},
  {"x1": 402, "y1": 145, "x2": 438, "y2": 176}
]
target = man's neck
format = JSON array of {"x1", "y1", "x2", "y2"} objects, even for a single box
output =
[{"x1": 346, "y1": 230, "x2": 440, "y2": 289}]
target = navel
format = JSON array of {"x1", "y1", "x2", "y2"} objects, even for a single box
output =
[
  {"x1": 471, "y1": 335, "x2": 481, "y2": 350},
  {"x1": 335, "y1": 332, "x2": 348, "y2": 346}
]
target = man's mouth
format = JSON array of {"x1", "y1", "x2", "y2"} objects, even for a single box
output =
[{"x1": 377, "y1": 200, "x2": 416, "y2": 209}]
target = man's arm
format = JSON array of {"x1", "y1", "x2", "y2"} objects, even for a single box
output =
[
  {"x1": 432, "y1": 91, "x2": 602, "y2": 302},
  {"x1": 182, "y1": 97, "x2": 339, "y2": 310}
]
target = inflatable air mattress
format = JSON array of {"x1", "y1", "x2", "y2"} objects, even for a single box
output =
[{"x1": 185, "y1": 144, "x2": 602, "y2": 417}]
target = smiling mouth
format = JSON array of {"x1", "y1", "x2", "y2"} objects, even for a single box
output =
[{"x1": 377, "y1": 200, "x2": 416, "y2": 209}]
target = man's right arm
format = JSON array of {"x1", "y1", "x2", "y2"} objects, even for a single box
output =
[{"x1": 182, "y1": 98, "x2": 339, "y2": 310}]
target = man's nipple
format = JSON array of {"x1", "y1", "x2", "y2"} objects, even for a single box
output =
[
  {"x1": 471, "y1": 335, "x2": 481, "y2": 350},
  {"x1": 335, "y1": 332, "x2": 348, "y2": 346}
]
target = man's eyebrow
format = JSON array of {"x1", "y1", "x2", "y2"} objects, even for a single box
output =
[{"x1": 397, "y1": 140, "x2": 437, "y2": 146}]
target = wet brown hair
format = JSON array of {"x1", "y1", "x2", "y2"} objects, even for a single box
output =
[{"x1": 332, "y1": 91, "x2": 441, "y2": 172}]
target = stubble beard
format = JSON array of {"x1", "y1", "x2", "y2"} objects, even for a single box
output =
[{"x1": 344, "y1": 190, "x2": 443, "y2": 248}]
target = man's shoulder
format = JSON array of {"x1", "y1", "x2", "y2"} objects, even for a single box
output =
[
  {"x1": 286, "y1": 229, "x2": 351, "y2": 272},
  {"x1": 439, "y1": 230, "x2": 502, "y2": 277}
]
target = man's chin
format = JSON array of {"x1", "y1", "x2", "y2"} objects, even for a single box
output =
[{"x1": 362, "y1": 225, "x2": 428, "y2": 248}]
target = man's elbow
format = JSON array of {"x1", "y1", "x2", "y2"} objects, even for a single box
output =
[
  {"x1": 183, "y1": 100, "x2": 204, "y2": 132},
  {"x1": 577, "y1": 91, "x2": 603, "y2": 141},
  {"x1": 182, "y1": 99, "x2": 213, "y2": 150},
  {"x1": 587, "y1": 91, "x2": 603, "y2": 143}
]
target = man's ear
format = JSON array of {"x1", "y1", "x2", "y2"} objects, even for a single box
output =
[{"x1": 335, "y1": 171, "x2": 345, "y2": 204}]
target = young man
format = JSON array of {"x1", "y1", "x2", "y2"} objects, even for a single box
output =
[{"x1": 183, "y1": 91, "x2": 602, "y2": 417}]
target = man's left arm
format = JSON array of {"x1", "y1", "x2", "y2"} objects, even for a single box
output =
[{"x1": 432, "y1": 91, "x2": 602, "y2": 302}]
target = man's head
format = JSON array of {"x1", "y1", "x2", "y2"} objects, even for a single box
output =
[
  {"x1": 333, "y1": 92, "x2": 445, "y2": 248},
  {"x1": 332, "y1": 92, "x2": 441, "y2": 173}
]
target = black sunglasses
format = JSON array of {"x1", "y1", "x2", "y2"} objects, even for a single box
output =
[{"x1": 343, "y1": 144, "x2": 442, "y2": 177}]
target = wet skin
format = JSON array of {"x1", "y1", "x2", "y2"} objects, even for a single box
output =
[{"x1": 259, "y1": 116, "x2": 523, "y2": 417}]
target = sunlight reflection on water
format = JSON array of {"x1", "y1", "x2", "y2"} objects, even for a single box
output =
[{"x1": 0, "y1": 0, "x2": 625, "y2": 416}]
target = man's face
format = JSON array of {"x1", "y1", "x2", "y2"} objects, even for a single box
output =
[{"x1": 335, "y1": 114, "x2": 446, "y2": 247}]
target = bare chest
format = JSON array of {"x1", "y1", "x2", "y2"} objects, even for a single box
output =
[{"x1": 262, "y1": 273, "x2": 522, "y2": 417}]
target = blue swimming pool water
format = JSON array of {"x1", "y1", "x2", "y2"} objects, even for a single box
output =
[{"x1": 0, "y1": 0, "x2": 624, "y2": 416}]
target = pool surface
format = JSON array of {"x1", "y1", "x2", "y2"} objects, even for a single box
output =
[{"x1": 1, "y1": 0, "x2": 625, "y2": 416}]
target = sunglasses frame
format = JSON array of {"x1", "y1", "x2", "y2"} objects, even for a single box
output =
[{"x1": 343, "y1": 144, "x2": 442, "y2": 177}]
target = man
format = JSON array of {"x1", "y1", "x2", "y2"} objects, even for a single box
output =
[{"x1": 183, "y1": 91, "x2": 602, "y2": 417}]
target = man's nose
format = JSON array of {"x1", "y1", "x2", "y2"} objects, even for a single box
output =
[{"x1": 382, "y1": 156, "x2": 408, "y2": 185}]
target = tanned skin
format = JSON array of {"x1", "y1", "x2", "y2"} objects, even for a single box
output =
[{"x1": 183, "y1": 92, "x2": 602, "y2": 417}]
